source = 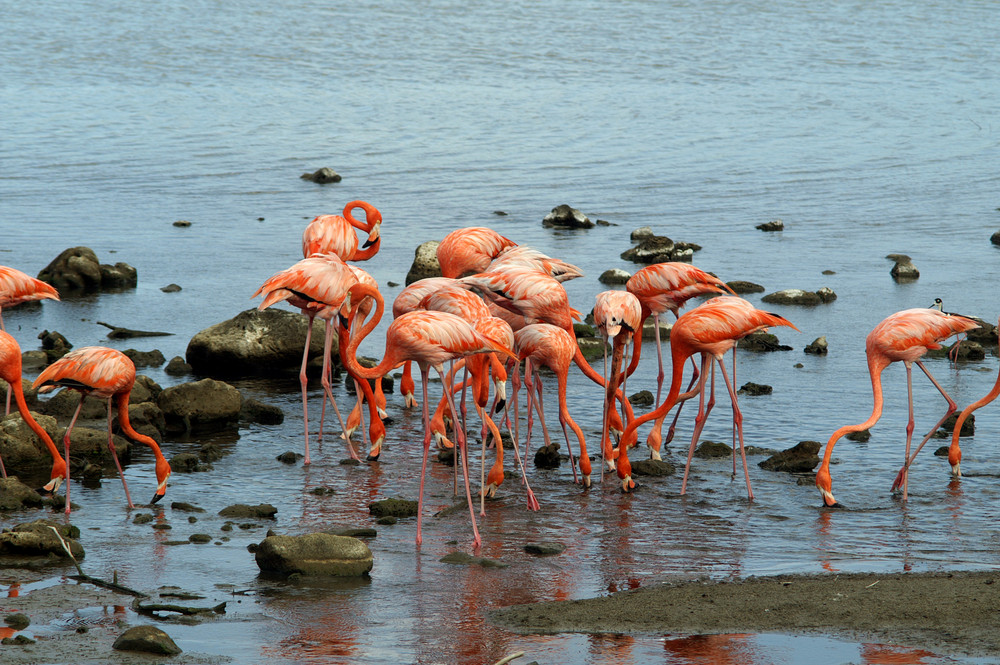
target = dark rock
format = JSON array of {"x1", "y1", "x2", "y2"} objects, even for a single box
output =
[
  {"x1": 2, "y1": 635, "x2": 36, "y2": 645},
  {"x1": 164, "y1": 356, "x2": 192, "y2": 376},
  {"x1": 368, "y1": 498, "x2": 418, "y2": 518},
  {"x1": 965, "y1": 317, "x2": 999, "y2": 347},
  {"x1": 186, "y1": 308, "x2": 330, "y2": 376},
  {"x1": 598, "y1": 269, "x2": 631, "y2": 285},
  {"x1": 161, "y1": 283, "x2": 182, "y2": 292},
  {"x1": 0, "y1": 478, "x2": 44, "y2": 510},
  {"x1": 189, "y1": 534, "x2": 212, "y2": 544},
  {"x1": 889, "y1": 256, "x2": 919, "y2": 281},
  {"x1": 575, "y1": 337, "x2": 606, "y2": 362},
  {"x1": 573, "y1": 322, "x2": 598, "y2": 338},
  {"x1": 629, "y1": 390, "x2": 654, "y2": 407},
  {"x1": 641, "y1": 318, "x2": 671, "y2": 341},
  {"x1": 695, "y1": 441, "x2": 731, "y2": 458},
  {"x1": 170, "y1": 502, "x2": 205, "y2": 513},
  {"x1": 126, "y1": 401, "x2": 166, "y2": 439},
  {"x1": 38, "y1": 247, "x2": 103, "y2": 292},
  {"x1": 761, "y1": 289, "x2": 824, "y2": 306},
  {"x1": 123, "y1": 349, "x2": 166, "y2": 368},
  {"x1": 173, "y1": 220, "x2": 191, "y2": 228},
  {"x1": 737, "y1": 382, "x2": 773, "y2": 396},
  {"x1": 803, "y1": 336, "x2": 829, "y2": 355},
  {"x1": 99, "y1": 263, "x2": 138, "y2": 289},
  {"x1": 524, "y1": 542, "x2": 566, "y2": 556},
  {"x1": 300, "y1": 167, "x2": 342, "y2": 184},
  {"x1": 816, "y1": 287, "x2": 837, "y2": 303},
  {"x1": 534, "y1": 443, "x2": 561, "y2": 468},
  {"x1": 726, "y1": 281, "x2": 765, "y2": 294},
  {"x1": 0, "y1": 411, "x2": 63, "y2": 476},
  {"x1": 630, "y1": 459, "x2": 675, "y2": 476},
  {"x1": 133, "y1": 513, "x2": 154, "y2": 524},
  {"x1": 4, "y1": 613, "x2": 29, "y2": 629},
  {"x1": 169, "y1": 453, "x2": 207, "y2": 473},
  {"x1": 404, "y1": 240, "x2": 443, "y2": 285},
  {"x1": 327, "y1": 527, "x2": 377, "y2": 538},
  {"x1": 199, "y1": 442, "x2": 224, "y2": 462},
  {"x1": 0, "y1": 519, "x2": 84, "y2": 558},
  {"x1": 440, "y1": 551, "x2": 508, "y2": 568},
  {"x1": 846, "y1": 429, "x2": 870, "y2": 442},
  {"x1": 758, "y1": 440, "x2": 821, "y2": 472},
  {"x1": 738, "y1": 332, "x2": 792, "y2": 352},
  {"x1": 242, "y1": 398, "x2": 284, "y2": 425},
  {"x1": 756, "y1": 219, "x2": 784, "y2": 232},
  {"x1": 620, "y1": 236, "x2": 674, "y2": 264},
  {"x1": 542, "y1": 204, "x2": 594, "y2": 229},
  {"x1": 112, "y1": 626, "x2": 182, "y2": 655},
  {"x1": 158, "y1": 378, "x2": 242, "y2": 433},
  {"x1": 276, "y1": 451, "x2": 302, "y2": 464},
  {"x1": 630, "y1": 226, "x2": 654, "y2": 242},
  {"x1": 375, "y1": 516, "x2": 397, "y2": 525},
  {"x1": 255, "y1": 533, "x2": 372, "y2": 576},
  {"x1": 937, "y1": 412, "x2": 975, "y2": 439},
  {"x1": 219, "y1": 504, "x2": 277, "y2": 519},
  {"x1": 38, "y1": 330, "x2": 72, "y2": 363}
]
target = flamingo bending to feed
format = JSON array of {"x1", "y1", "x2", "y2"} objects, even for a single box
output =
[
  {"x1": 302, "y1": 200, "x2": 382, "y2": 262},
  {"x1": 0, "y1": 331, "x2": 67, "y2": 494},
  {"x1": 816, "y1": 307, "x2": 979, "y2": 506},
  {"x1": 0, "y1": 266, "x2": 60, "y2": 416},
  {"x1": 948, "y1": 317, "x2": 1000, "y2": 477},
  {"x1": 33, "y1": 346, "x2": 172, "y2": 512},
  {"x1": 253, "y1": 253, "x2": 361, "y2": 464},
  {"x1": 392, "y1": 277, "x2": 459, "y2": 409},
  {"x1": 338, "y1": 282, "x2": 517, "y2": 548},
  {"x1": 437, "y1": 227, "x2": 516, "y2": 279},
  {"x1": 620, "y1": 297, "x2": 798, "y2": 498}
]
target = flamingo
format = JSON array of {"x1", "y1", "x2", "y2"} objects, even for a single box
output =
[
  {"x1": 0, "y1": 266, "x2": 60, "y2": 415},
  {"x1": 436, "y1": 227, "x2": 516, "y2": 279},
  {"x1": 487, "y1": 245, "x2": 584, "y2": 283},
  {"x1": 625, "y1": 262, "x2": 735, "y2": 456},
  {"x1": 816, "y1": 308, "x2": 980, "y2": 506},
  {"x1": 593, "y1": 291, "x2": 642, "y2": 483},
  {"x1": 392, "y1": 277, "x2": 459, "y2": 409},
  {"x1": 302, "y1": 200, "x2": 382, "y2": 261},
  {"x1": 338, "y1": 282, "x2": 517, "y2": 548},
  {"x1": 619, "y1": 297, "x2": 798, "y2": 498},
  {"x1": 252, "y1": 253, "x2": 360, "y2": 464},
  {"x1": 0, "y1": 331, "x2": 66, "y2": 493},
  {"x1": 947, "y1": 317, "x2": 1000, "y2": 477},
  {"x1": 514, "y1": 323, "x2": 590, "y2": 491},
  {"x1": 33, "y1": 346, "x2": 172, "y2": 512}
]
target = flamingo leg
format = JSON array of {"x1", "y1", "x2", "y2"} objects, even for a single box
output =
[
  {"x1": 503, "y1": 385, "x2": 540, "y2": 510},
  {"x1": 653, "y1": 313, "x2": 665, "y2": 404},
  {"x1": 680, "y1": 355, "x2": 712, "y2": 495},
  {"x1": 299, "y1": 313, "x2": 315, "y2": 465},
  {"x1": 61, "y1": 396, "x2": 87, "y2": 514},
  {"x1": 105, "y1": 397, "x2": 134, "y2": 509},
  {"x1": 436, "y1": 364, "x2": 481, "y2": 550},
  {"x1": 416, "y1": 366, "x2": 433, "y2": 547},
  {"x1": 717, "y1": 356, "x2": 753, "y2": 500},
  {"x1": 320, "y1": 320, "x2": 358, "y2": 461}
]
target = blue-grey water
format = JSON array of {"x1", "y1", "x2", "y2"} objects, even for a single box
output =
[{"x1": 3, "y1": 1, "x2": 1000, "y2": 663}]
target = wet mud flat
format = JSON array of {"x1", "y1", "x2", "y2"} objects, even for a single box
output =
[{"x1": 492, "y1": 569, "x2": 1000, "y2": 658}]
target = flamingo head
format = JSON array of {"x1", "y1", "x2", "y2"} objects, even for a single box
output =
[
  {"x1": 948, "y1": 445, "x2": 962, "y2": 477},
  {"x1": 151, "y1": 457, "x2": 171, "y2": 504},
  {"x1": 815, "y1": 465, "x2": 838, "y2": 507},
  {"x1": 367, "y1": 423, "x2": 386, "y2": 462}
]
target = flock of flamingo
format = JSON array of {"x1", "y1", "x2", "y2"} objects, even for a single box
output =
[{"x1": 1, "y1": 199, "x2": 998, "y2": 548}]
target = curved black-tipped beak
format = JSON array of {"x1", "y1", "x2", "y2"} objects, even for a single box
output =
[
  {"x1": 494, "y1": 398, "x2": 506, "y2": 414},
  {"x1": 150, "y1": 492, "x2": 165, "y2": 505},
  {"x1": 339, "y1": 312, "x2": 350, "y2": 329},
  {"x1": 366, "y1": 452, "x2": 380, "y2": 462}
]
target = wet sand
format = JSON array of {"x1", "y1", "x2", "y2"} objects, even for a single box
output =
[{"x1": 492, "y1": 569, "x2": 1000, "y2": 658}]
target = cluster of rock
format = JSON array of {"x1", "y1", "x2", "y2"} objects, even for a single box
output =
[{"x1": 37, "y1": 247, "x2": 137, "y2": 293}]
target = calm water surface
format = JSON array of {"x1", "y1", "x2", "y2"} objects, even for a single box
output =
[{"x1": 3, "y1": 1, "x2": 1000, "y2": 663}]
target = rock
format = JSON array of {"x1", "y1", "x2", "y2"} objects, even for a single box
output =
[
  {"x1": 170, "y1": 502, "x2": 205, "y2": 513},
  {"x1": 816, "y1": 287, "x2": 837, "y2": 303},
  {"x1": 575, "y1": 337, "x2": 606, "y2": 362},
  {"x1": 889, "y1": 255, "x2": 919, "y2": 281},
  {"x1": 99, "y1": 262, "x2": 138, "y2": 289},
  {"x1": 368, "y1": 498, "x2": 418, "y2": 518},
  {"x1": 173, "y1": 220, "x2": 191, "y2": 228},
  {"x1": 573, "y1": 322, "x2": 598, "y2": 338},
  {"x1": 255, "y1": 533, "x2": 373, "y2": 576},
  {"x1": 219, "y1": 504, "x2": 277, "y2": 519},
  {"x1": 629, "y1": 390, "x2": 654, "y2": 407},
  {"x1": 37, "y1": 247, "x2": 101, "y2": 292},
  {"x1": 630, "y1": 459, "x2": 676, "y2": 476},
  {"x1": 695, "y1": 441, "x2": 731, "y2": 458},
  {"x1": 598, "y1": 269, "x2": 631, "y2": 285},
  {"x1": 161, "y1": 283, "x2": 182, "y2": 292},
  {"x1": 846, "y1": 429, "x2": 870, "y2": 442},
  {"x1": 630, "y1": 226, "x2": 654, "y2": 242},
  {"x1": 0, "y1": 411, "x2": 63, "y2": 474},
  {"x1": 756, "y1": 219, "x2": 784, "y2": 232},
  {"x1": 758, "y1": 440, "x2": 821, "y2": 472},
  {"x1": 641, "y1": 318, "x2": 671, "y2": 341},
  {"x1": 163, "y1": 356, "x2": 192, "y2": 376},
  {"x1": 524, "y1": 542, "x2": 566, "y2": 556},
  {"x1": 0, "y1": 519, "x2": 84, "y2": 558},
  {"x1": 300, "y1": 167, "x2": 342, "y2": 184},
  {"x1": 0, "y1": 478, "x2": 44, "y2": 510},
  {"x1": 112, "y1": 626, "x2": 182, "y2": 655},
  {"x1": 737, "y1": 382, "x2": 772, "y2": 396},
  {"x1": 189, "y1": 534, "x2": 212, "y2": 543},
  {"x1": 375, "y1": 516, "x2": 397, "y2": 525},
  {"x1": 965, "y1": 317, "x2": 999, "y2": 347},
  {"x1": 949, "y1": 340, "x2": 986, "y2": 362},
  {"x1": 123, "y1": 349, "x2": 166, "y2": 368},
  {"x1": 726, "y1": 281, "x2": 765, "y2": 294},
  {"x1": 440, "y1": 551, "x2": 508, "y2": 568},
  {"x1": 2, "y1": 635, "x2": 35, "y2": 645},
  {"x1": 276, "y1": 451, "x2": 302, "y2": 464},
  {"x1": 803, "y1": 336, "x2": 829, "y2": 355},
  {"x1": 131, "y1": 376, "x2": 162, "y2": 404},
  {"x1": 124, "y1": 402, "x2": 165, "y2": 443},
  {"x1": 738, "y1": 332, "x2": 792, "y2": 352},
  {"x1": 542, "y1": 204, "x2": 594, "y2": 229},
  {"x1": 199, "y1": 443, "x2": 224, "y2": 462},
  {"x1": 534, "y1": 443, "x2": 561, "y2": 468},
  {"x1": 404, "y1": 240, "x2": 443, "y2": 285},
  {"x1": 620, "y1": 236, "x2": 674, "y2": 264},
  {"x1": 169, "y1": 452, "x2": 207, "y2": 473},
  {"x1": 761, "y1": 289, "x2": 824, "y2": 306},
  {"x1": 39, "y1": 330, "x2": 72, "y2": 363},
  {"x1": 937, "y1": 412, "x2": 974, "y2": 439},
  {"x1": 241, "y1": 398, "x2": 284, "y2": 425},
  {"x1": 327, "y1": 527, "x2": 377, "y2": 539},
  {"x1": 4, "y1": 613, "x2": 30, "y2": 629},
  {"x1": 157, "y1": 378, "x2": 243, "y2": 433},
  {"x1": 186, "y1": 308, "x2": 330, "y2": 376}
]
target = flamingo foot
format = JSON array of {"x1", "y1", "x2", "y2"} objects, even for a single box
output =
[
  {"x1": 526, "y1": 490, "x2": 540, "y2": 512},
  {"x1": 890, "y1": 467, "x2": 907, "y2": 493}
]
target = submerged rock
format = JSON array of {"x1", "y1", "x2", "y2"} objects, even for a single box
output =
[
  {"x1": 761, "y1": 289, "x2": 826, "y2": 306},
  {"x1": 758, "y1": 440, "x2": 821, "y2": 473},
  {"x1": 756, "y1": 219, "x2": 784, "y2": 232},
  {"x1": 803, "y1": 336, "x2": 829, "y2": 355},
  {"x1": 219, "y1": 504, "x2": 277, "y2": 519},
  {"x1": 726, "y1": 280, "x2": 765, "y2": 294},
  {"x1": 369, "y1": 498, "x2": 418, "y2": 518},
  {"x1": 542, "y1": 204, "x2": 594, "y2": 229},
  {"x1": 534, "y1": 443, "x2": 561, "y2": 468},
  {"x1": 255, "y1": 533, "x2": 373, "y2": 576},
  {"x1": 630, "y1": 459, "x2": 675, "y2": 476},
  {"x1": 300, "y1": 167, "x2": 342, "y2": 184}
]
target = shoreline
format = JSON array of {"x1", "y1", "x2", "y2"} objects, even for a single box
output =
[{"x1": 491, "y1": 569, "x2": 1000, "y2": 657}]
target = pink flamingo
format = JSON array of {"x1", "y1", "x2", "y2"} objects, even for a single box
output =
[
  {"x1": 33, "y1": 346, "x2": 172, "y2": 512},
  {"x1": 436, "y1": 227, "x2": 516, "y2": 279},
  {"x1": 487, "y1": 245, "x2": 584, "y2": 283},
  {"x1": 392, "y1": 277, "x2": 459, "y2": 408},
  {"x1": 948, "y1": 317, "x2": 1000, "y2": 477},
  {"x1": 302, "y1": 200, "x2": 382, "y2": 261},
  {"x1": 253, "y1": 253, "x2": 360, "y2": 464},
  {"x1": 593, "y1": 290, "x2": 642, "y2": 485},
  {"x1": 0, "y1": 266, "x2": 60, "y2": 416},
  {"x1": 619, "y1": 297, "x2": 798, "y2": 498},
  {"x1": 338, "y1": 282, "x2": 517, "y2": 548},
  {"x1": 816, "y1": 308, "x2": 980, "y2": 506},
  {"x1": 625, "y1": 262, "x2": 735, "y2": 456},
  {"x1": 0, "y1": 331, "x2": 66, "y2": 493}
]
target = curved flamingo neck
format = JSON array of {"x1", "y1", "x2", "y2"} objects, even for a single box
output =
[
  {"x1": 624, "y1": 313, "x2": 649, "y2": 378},
  {"x1": 115, "y1": 392, "x2": 165, "y2": 459},
  {"x1": 572, "y1": 346, "x2": 634, "y2": 422},
  {"x1": 952, "y1": 368, "x2": 1000, "y2": 447},
  {"x1": 340, "y1": 283, "x2": 392, "y2": 380},
  {"x1": 624, "y1": 343, "x2": 690, "y2": 440},
  {"x1": 821, "y1": 357, "x2": 889, "y2": 467},
  {"x1": 11, "y1": 383, "x2": 61, "y2": 461},
  {"x1": 344, "y1": 201, "x2": 380, "y2": 260}
]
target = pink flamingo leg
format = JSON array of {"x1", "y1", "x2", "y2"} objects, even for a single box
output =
[
  {"x1": 319, "y1": 320, "x2": 358, "y2": 460},
  {"x1": 104, "y1": 397, "x2": 134, "y2": 509},
  {"x1": 299, "y1": 313, "x2": 315, "y2": 465},
  {"x1": 503, "y1": 372, "x2": 540, "y2": 511},
  {"x1": 717, "y1": 356, "x2": 753, "y2": 500},
  {"x1": 680, "y1": 356, "x2": 712, "y2": 495},
  {"x1": 60, "y1": 397, "x2": 88, "y2": 514},
  {"x1": 416, "y1": 366, "x2": 433, "y2": 547},
  {"x1": 436, "y1": 365, "x2": 481, "y2": 550}
]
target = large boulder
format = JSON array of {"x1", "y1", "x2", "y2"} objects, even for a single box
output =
[
  {"x1": 37, "y1": 247, "x2": 137, "y2": 293},
  {"x1": 157, "y1": 379, "x2": 243, "y2": 433},
  {"x1": 0, "y1": 518, "x2": 84, "y2": 558},
  {"x1": 254, "y1": 533, "x2": 373, "y2": 577},
  {"x1": 404, "y1": 240, "x2": 442, "y2": 285},
  {"x1": 0, "y1": 411, "x2": 61, "y2": 474},
  {"x1": 542, "y1": 204, "x2": 594, "y2": 229},
  {"x1": 112, "y1": 626, "x2": 182, "y2": 655},
  {"x1": 758, "y1": 440, "x2": 821, "y2": 472},
  {"x1": 186, "y1": 308, "x2": 329, "y2": 376},
  {"x1": 0, "y1": 478, "x2": 45, "y2": 510}
]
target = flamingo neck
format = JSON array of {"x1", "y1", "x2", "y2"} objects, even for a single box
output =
[
  {"x1": 114, "y1": 392, "x2": 165, "y2": 459},
  {"x1": 821, "y1": 359, "x2": 888, "y2": 467},
  {"x1": 340, "y1": 283, "x2": 391, "y2": 380},
  {"x1": 952, "y1": 367, "x2": 1000, "y2": 446},
  {"x1": 12, "y1": 384, "x2": 61, "y2": 461}
]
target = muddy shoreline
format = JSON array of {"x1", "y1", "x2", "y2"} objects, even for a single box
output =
[{"x1": 492, "y1": 569, "x2": 1000, "y2": 658}]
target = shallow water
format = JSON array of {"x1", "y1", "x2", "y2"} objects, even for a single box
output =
[{"x1": 4, "y1": 0, "x2": 1000, "y2": 662}]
